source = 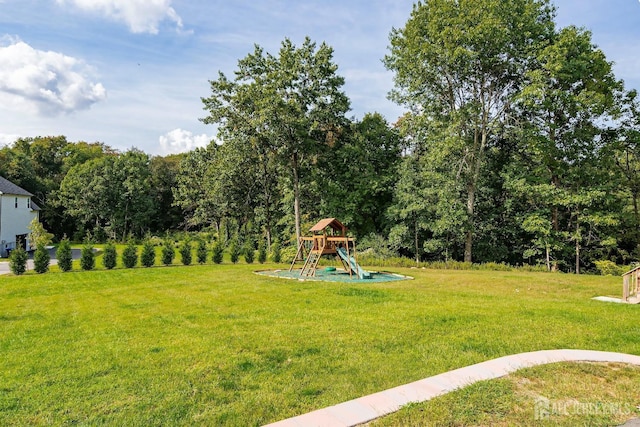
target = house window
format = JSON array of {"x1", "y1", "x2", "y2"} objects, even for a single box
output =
[
  {"x1": 27, "y1": 199, "x2": 31, "y2": 209},
  {"x1": 15, "y1": 197, "x2": 18, "y2": 208}
]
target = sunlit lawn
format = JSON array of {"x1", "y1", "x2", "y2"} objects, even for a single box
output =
[
  {"x1": 370, "y1": 361, "x2": 640, "y2": 426},
  {"x1": 1, "y1": 263, "x2": 639, "y2": 425}
]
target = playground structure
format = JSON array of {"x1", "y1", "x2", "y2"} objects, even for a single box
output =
[
  {"x1": 289, "y1": 218, "x2": 371, "y2": 279},
  {"x1": 622, "y1": 266, "x2": 640, "y2": 304}
]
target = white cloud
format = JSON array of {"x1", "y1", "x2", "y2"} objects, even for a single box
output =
[
  {"x1": 0, "y1": 134, "x2": 22, "y2": 147},
  {"x1": 56, "y1": 0, "x2": 184, "y2": 34},
  {"x1": 0, "y1": 38, "x2": 106, "y2": 116},
  {"x1": 159, "y1": 128, "x2": 212, "y2": 155}
]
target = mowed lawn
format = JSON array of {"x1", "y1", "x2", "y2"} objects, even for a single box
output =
[{"x1": 1, "y1": 264, "x2": 639, "y2": 426}]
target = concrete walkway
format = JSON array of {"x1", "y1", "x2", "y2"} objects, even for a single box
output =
[{"x1": 264, "y1": 349, "x2": 640, "y2": 427}]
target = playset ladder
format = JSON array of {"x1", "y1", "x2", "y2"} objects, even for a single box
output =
[
  {"x1": 300, "y1": 251, "x2": 322, "y2": 277},
  {"x1": 289, "y1": 239, "x2": 309, "y2": 272},
  {"x1": 300, "y1": 239, "x2": 326, "y2": 277}
]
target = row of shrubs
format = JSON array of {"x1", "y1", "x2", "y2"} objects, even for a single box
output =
[
  {"x1": 8, "y1": 238, "x2": 283, "y2": 275},
  {"x1": 9, "y1": 238, "x2": 630, "y2": 276}
]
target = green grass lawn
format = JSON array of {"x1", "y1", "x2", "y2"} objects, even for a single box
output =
[
  {"x1": 1, "y1": 264, "x2": 639, "y2": 426},
  {"x1": 370, "y1": 361, "x2": 640, "y2": 426}
]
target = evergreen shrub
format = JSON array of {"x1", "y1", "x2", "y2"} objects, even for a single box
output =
[
  {"x1": 103, "y1": 242, "x2": 117, "y2": 269},
  {"x1": 34, "y1": 244, "x2": 50, "y2": 274},
  {"x1": 9, "y1": 247, "x2": 28, "y2": 275},
  {"x1": 56, "y1": 239, "x2": 73, "y2": 272},
  {"x1": 122, "y1": 241, "x2": 138, "y2": 268}
]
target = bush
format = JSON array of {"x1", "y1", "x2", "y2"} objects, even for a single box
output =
[
  {"x1": 80, "y1": 244, "x2": 95, "y2": 271},
  {"x1": 197, "y1": 239, "x2": 208, "y2": 264},
  {"x1": 212, "y1": 241, "x2": 224, "y2": 264},
  {"x1": 270, "y1": 240, "x2": 281, "y2": 263},
  {"x1": 122, "y1": 241, "x2": 138, "y2": 268},
  {"x1": 161, "y1": 239, "x2": 175, "y2": 266},
  {"x1": 179, "y1": 240, "x2": 192, "y2": 266},
  {"x1": 28, "y1": 218, "x2": 53, "y2": 248},
  {"x1": 358, "y1": 233, "x2": 398, "y2": 259},
  {"x1": 103, "y1": 242, "x2": 117, "y2": 270},
  {"x1": 9, "y1": 247, "x2": 28, "y2": 275},
  {"x1": 229, "y1": 241, "x2": 240, "y2": 264},
  {"x1": 258, "y1": 240, "x2": 267, "y2": 264},
  {"x1": 56, "y1": 239, "x2": 73, "y2": 272},
  {"x1": 34, "y1": 244, "x2": 50, "y2": 274},
  {"x1": 594, "y1": 260, "x2": 623, "y2": 276},
  {"x1": 140, "y1": 240, "x2": 156, "y2": 268},
  {"x1": 244, "y1": 244, "x2": 254, "y2": 264},
  {"x1": 279, "y1": 244, "x2": 298, "y2": 264}
]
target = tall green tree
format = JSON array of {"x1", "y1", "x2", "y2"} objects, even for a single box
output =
[
  {"x1": 149, "y1": 154, "x2": 184, "y2": 232},
  {"x1": 607, "y1": 90, "x2": 640, "y2": 259},
  {"x1": 57, "y1": 155, "x2": 116, "y2": 237},
  {"x1": 511, "y1": 25, "x2": 621, "y2": 272},
  {"x1": 112, "y1": 149, "x2": 156, "y2": 238},
  {"x1": 385, "y1": 0, "x2": 555, "y2": 262},
  {"x1": 319, "y1": 113, "x2": 403, "y2": 238},
  {"x1": 201, "y1": 37, "x2": 351, "y2": 244},
  {"x1": 172, "y1": 145, "x2": 221, "y2": 230},
  {"x1": 57, "y1": 149, "x2": 156, "y2": 240},
  {"x1": 0, "y1": 137, "x2": 112, "y2": 239}
]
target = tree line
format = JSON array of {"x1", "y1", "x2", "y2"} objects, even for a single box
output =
[{"x1": 3, "y1": 0, "x2": 640, "y2": 273}]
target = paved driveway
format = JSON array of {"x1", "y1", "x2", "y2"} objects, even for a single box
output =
[
  {"x1": 0, "y1": 259, "x2": 59, "y2": 275},
  {"x1": 0, "y1": 247, "x2": 76, "y2": 275}
]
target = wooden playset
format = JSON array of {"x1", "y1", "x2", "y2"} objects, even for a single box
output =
[
  {"x1": 289, "y1": 218, "x2": 370, "y2": 279},
  {"x1": 622, "y1": 266, "x2": 640, "y2": 304}
]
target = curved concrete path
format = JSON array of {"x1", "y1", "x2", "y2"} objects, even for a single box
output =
[{"x1": 265, "y1": 349, "x2": 640, "y2": 427}]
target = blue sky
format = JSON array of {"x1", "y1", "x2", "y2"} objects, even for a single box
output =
[{"x1": 0, "y1": 0, "x2": 639, "y2": 155}]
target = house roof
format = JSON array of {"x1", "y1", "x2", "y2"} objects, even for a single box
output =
[
  {"x1": 0, "y1": 176, "x2": 33, "y2": 196},
  {"x1": 309, "y1": 218, "x2": 347, "y2": 233}
]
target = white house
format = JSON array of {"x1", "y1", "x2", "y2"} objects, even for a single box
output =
[{"x1": 0, "y1": 176, "x2": 40, "y2": 257}]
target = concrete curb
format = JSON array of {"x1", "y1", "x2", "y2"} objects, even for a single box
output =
[{"x1": 264, "y1": 349, "x2": 640, "y2": 427}]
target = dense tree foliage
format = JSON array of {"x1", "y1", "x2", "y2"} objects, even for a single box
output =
[
  {"x1": 201, "y1": 37, "x2": 350, "y2": 243},
  {"x1": 3, "y1": 17, "x2": 640, "y2": 273},
  {"x1": 385, "y1": 0, "x2": 555, "y2": 262},
  {"x1": 57, "y1": 149, "x2": 157, "y2": 240},
  {"x1": 380, "y1": 0, "x2": 640, "y2": 272}
]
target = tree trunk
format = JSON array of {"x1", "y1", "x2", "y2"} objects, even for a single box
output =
[
  {"x1": 633, "y1": 191, "x2": 640, "y2": 258},
  {"x1": 545, "y1": 241, "x2": 551, "y2": 271},
  {"x1": 551, "y1": 175, "x2": 560, "y2": 272},
  {"x1": 263, "y1": 185, "x2": 273, "y2": 249},
  {"x1": 292, "y1": 152, "x2": 302, "y2": 248},
  {"x1": 260, "y1": 152, "x2": 274, "y2": 250},
  {"x1": 414, "y1": 218, "x2": 419, "y2": 265},
  {"x1": 265, "y1": 226, "x2": 272, "y2": 250},
  {"x1": 575, "y1": 221, "x2": 580, "y2": 274},
  {"x1": 464, "y1": 182, "x2": 475, "y2": 263},
  {"x1": 464, "y1": 114, "x2": 487, "y2": 264},
  {"x1": 633, "y1": 191, "x2": 639, "y2": 223}
]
